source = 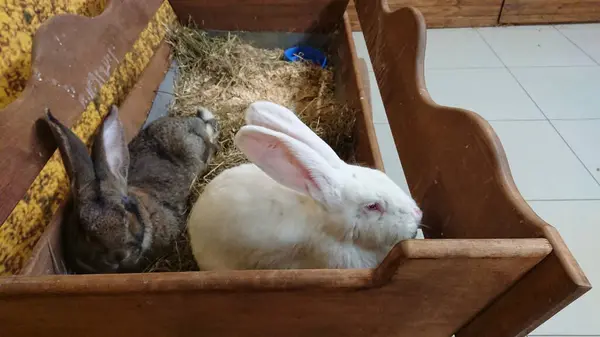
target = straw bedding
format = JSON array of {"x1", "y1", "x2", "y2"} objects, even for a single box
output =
[{"x1": 146, "y1": 23, "x2": 357, "y2": 272}]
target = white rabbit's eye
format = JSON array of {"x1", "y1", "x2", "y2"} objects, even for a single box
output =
[{"x1": 365, "y1": 202, "x2": 384, "y2": 213}]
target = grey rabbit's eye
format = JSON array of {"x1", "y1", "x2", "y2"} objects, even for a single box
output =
[
  {"x1": 122, "y1": 197, "x2": 145, "y2": 244},
  {"x1": 127, "y1": 216, "x2": 145, "y2": 244}
]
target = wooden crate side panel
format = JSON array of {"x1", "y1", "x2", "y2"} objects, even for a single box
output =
[
  {"x1": 347, "y1": 0, "x2": 503, "y2": 30},
  {"x1": 168, "y1": 0, "x2": 350, "y2": 33},
  {"x1": 352, "y1": 0, "x2": 591, "y2": 335},
  {"x1": 354, "y1": 0, "x2": 543, "y2": 240},
  {"x1": 500, "y1": 0, "x2": 600, "y2": 24},
  {"x1": 0, "y1": 0, "x2": 108, "y2": 110},
  {"x1": 0, "y1": 239, "x2": 550, "y2": 337},
  {"x1": 457, "y1": 227, "x2": 591, "y2": 337}
]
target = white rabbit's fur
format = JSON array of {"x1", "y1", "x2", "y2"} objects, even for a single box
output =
[{"x1": 188, "y1": 101, "x2": 422, "y2": 270}]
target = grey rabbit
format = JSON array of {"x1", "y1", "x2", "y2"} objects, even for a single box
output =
[{"x1": 44, "y1": 105, "x2": 219, "y2": 274}]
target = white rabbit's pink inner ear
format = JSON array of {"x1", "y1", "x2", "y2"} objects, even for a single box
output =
[
  {"x1": 244, "y1": 101, "x2": 343, "y2": 169},
  {"x1": 235, "y1": 125, "x2": 339, "y2": 204}
]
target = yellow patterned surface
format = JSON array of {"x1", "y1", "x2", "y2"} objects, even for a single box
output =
[
  {"x1": 0, "y1": 1, "x2": 176, "y2": 275},
  {"x1": 0, "y1": 0, "x2": 107, "y2": 110}
]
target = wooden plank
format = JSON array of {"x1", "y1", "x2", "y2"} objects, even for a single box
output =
[
  {"x1": 347, "y1": 0, "x2": 504, "y2": 30},
  {"x1": 169, "y1": 0, "x2": 350, "y2": 33},
  {"x1": 500, "y1": 0, "x2": 600, "y2": 24},
  {"x1": 357, "y1": 58, "x2": 372, "y2": 108},
  {"x1": 0, "y1": 239, "x2": 550, "y2": 337},
  {"x1": 352, "y1": 1, "x2": 591, "y2": 335},
  {"x1": 457, "y1": 227, "x2": 591, "y2": 337},
  {"x1": 0, "y1": 0, "x2": 106, "y2": 110},
  {"x1": 355, "y1": 0, "x2": 544, "y2": 240}
]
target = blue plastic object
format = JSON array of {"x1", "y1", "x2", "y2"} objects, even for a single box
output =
[{"x1": 283, "y1": 46, "x2": 327, "y2": 68}]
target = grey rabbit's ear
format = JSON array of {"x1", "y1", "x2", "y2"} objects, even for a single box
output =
[
  {"x1": 92, "y1": 105, "x2": 130, "y2": 193},
  {"x1": 44, "y1": 109, "x2": 95, "y2": 194}
]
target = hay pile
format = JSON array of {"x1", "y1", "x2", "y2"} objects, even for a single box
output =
[{"x1": 146, "y1": 23, "x2": 357, "y2": 272}]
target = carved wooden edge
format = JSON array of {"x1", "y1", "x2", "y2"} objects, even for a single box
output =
[
  {"x1": 352, "y1": 0, "x2": 591, "y2": 334},
  {"x1": 372, "y1": 238, "x2": 552, "y2": 286},
  {"x1": 0, "y1": 238, "x2": 549, "y2": 296}
]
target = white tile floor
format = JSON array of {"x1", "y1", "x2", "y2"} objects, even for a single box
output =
[{"x1": 353, "y1": 24, "x2": 600, "y2": 336}]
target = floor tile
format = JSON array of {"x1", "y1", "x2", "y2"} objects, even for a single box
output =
[
  {"x1": 528, "y1": 200, "x2": 600, "y2": 336},
  {"x1": 557, "y1": 24, "x2": 600, "y2": 64},
  {"x1": 351, "y1": 33, "x2": 387, "y2": 123},
  {"x1": 511, "y1": 66, "x2": 600, "y2": 119},
  {"x1": 374, "y1": 123, "x2": 410, "y2": 195},
  {"x1": 352, "y1": 32, "x2": 372, "y2": 71},
  {"x1": 489, "y1": 121, "x2": 600, "y2": 200},
  {"x1": 425, "y1": 68, "x2": 544, "y2": 121},
  {"x1": 425, "y1": 28, "x2": 503, "y2": 69},
  {"x1": 145, "y1": 61, "x2": 177, "y2": 127},
  {"x1": 556, "y1": 23, "x2": 600, "y2": 30},
  {"x1": 478, "y1": 26, "x2": 596, "y2": 67},
  {"x1": 553, "y1": 120, "x2": 600, "y2": 182},
  {"x1": 367, "y1": 71, "x2": 388, "y2": 124}
]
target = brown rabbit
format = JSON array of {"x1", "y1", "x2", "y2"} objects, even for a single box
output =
[{"x1": 44, "y1": 105, "x2": 219, "y2": 274}]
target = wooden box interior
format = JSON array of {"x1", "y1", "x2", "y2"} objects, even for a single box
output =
[{"x1": 0, "y1": 1, "x2": 590, "y2": 337}]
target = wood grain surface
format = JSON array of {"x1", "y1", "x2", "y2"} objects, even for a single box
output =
[
  {"x1": 353, "y1": 0, "x2": 591, "y2": 335},
  {"x1": 357, "y1": 58, "x2": 371, "y2": 107},
  {"x1": 0, "y1": 238, "x2": 550, "y2": 337},
  {"x1": 500, "y1": 0, "x2": 600, "y2": 24},
  {"x1": 0, "y1": 0, "x2": 107, "y2": 110},
  {"x1": 169, "y1": 0, "x2": 350, "y2": 32},
  {"x1": 347, "y1": 0, "x2": 504, "y2": 29}
]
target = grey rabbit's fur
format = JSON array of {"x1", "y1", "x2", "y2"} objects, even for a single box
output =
[{"x1": 44, "y1": 105, "x2": 219, "y2": 274}]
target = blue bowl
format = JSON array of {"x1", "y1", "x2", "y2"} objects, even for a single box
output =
[{"x1": 283, "y1": 46, "x2": 327, "y2": 68}]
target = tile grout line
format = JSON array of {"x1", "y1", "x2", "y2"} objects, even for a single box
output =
[
  {"x1": 509, "y1": 67, "x2": 600, "y2": 187},
  {"x1": 512, "y1": 79, "x2": 600, "y2": 186},
  {"x1": 475, "y1": 28, "x2": 600, "y2": 188},
  {"x1": 552, "y1": 25, "x2": 600, "y2": 66}
]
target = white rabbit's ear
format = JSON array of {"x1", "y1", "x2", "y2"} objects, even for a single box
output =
[
  {"x1": 245, "y1": 101, "x2": 342, "y2": 169},
  {"x1": 235, "y1": 125, "x2": 340, "y2": 205}
]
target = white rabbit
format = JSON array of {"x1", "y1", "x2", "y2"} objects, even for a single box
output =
[{"x1": 187, "y1": 101, "x2": 422, "y2": 270}]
